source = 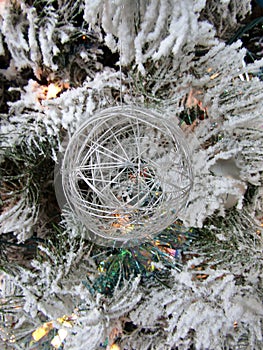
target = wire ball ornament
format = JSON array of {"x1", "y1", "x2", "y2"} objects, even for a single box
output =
[{"x1": 61, "y1": 106, "x2": 193, "y2": 247}]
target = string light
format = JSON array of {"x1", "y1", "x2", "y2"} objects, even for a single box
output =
[
  {"x1": 31, "y1": 313, "x2": 77, "y2": 347},
  {"x1": 46, "y1": 83, "x2": 62, "y2": 99}
]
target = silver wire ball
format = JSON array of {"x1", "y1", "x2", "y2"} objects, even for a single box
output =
[{"x1": 62, "y1": 106, "x2": 193, "y2": 247}]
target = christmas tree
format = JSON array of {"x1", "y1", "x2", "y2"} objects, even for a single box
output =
[{"x1": 0, "y1": 0, "x2": 263, "y2": 349}]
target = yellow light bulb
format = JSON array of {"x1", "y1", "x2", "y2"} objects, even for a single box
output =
[
  {"x1": 110, "y1": 344, "x2": 121, "y2": 350},
  {"x1": 46, "y1": 83, "x2": 61, "y2": 99},
  {"x1": 32, "y1": 322, "x2": 54, "y2": 341}
]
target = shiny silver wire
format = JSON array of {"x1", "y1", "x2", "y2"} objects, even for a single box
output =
[{"x1": 62, "y1": 106, "x2": 193, "y2": 247}]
